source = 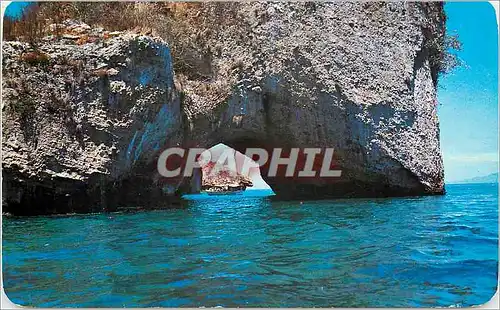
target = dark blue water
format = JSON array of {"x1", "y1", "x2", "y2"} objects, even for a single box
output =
[{"x1": 2, "y1": 183, "x2": 498, "y2": 307}]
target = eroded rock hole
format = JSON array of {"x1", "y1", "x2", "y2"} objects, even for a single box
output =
[{"x1": 194, "y1": 143, "x2": 272, "y2": 195}]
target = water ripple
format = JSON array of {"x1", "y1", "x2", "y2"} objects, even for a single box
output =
[{"x1": 2, "y1": 184, "x2": 498, "y2": 307}]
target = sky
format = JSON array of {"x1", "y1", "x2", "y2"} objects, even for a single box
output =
[
  {"x1": 438, "y1": 2, "x2": 498, "y2": 183},
  {"x1": 3, "y1": 1, "x2": 31, "y2": 18},
  {"x1": 3, "y1": 2, "x2": 499, "y2": 184}
]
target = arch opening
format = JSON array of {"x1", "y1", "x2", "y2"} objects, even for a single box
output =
[{"x1": 186, "y1": 143, "x2": 273, "y2": 197}]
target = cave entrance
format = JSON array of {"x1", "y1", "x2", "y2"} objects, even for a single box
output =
[{"x1": 195, "y1": 143, "x2": 272, "y2": 195}]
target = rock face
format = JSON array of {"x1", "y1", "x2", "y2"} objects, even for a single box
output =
[
  {"x1": 201, "y1": 161, "x2": 253, "y2": 193},
  {"x1": 2, "y1": 31, "x2": 184, "y2": 215},
  {"x1": 178, "y1": 2, "x2": 446, "y2": 199},
  {"x1": 2, "y1": 2, "x2": 446, "y2": 215}
]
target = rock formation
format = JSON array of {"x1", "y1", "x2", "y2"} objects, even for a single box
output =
[
  {"x1": 2, "y1": 23, "x2": 184, "y2": 214},
  {"x1": 2, "y1": 2, "x2": 446, "y2": 215},
  {"x1": 201, "y1": 161, "x2": 253, "y2": 193},
  {"x1": 176, "y1": 2, "x2": 446, "y2": 199}
]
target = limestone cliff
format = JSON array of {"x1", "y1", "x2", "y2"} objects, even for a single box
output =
[
  {"x1": 2, "y1": 2, "x2": 446, "y2": 215},
  {"x1": 2, "y1": 28, "x2": 184, "y2": 214},
  {"x1": 177, "y1": 1, "x2": 446, "y2": 199}
]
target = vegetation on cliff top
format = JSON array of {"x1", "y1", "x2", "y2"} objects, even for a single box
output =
[
  {"x1": 3, "y1": 2, "x2": 240, "y2": 80},
  {"x1": 3, "y1": 2, "x2": 461, "y2": 84}
]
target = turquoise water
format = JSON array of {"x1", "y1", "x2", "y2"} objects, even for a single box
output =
[{"x1": 2, "y1": 183, "x2": 498, "y2": 307}]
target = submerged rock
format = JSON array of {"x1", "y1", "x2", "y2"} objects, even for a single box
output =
[{"x1": 2, "y1": 2, "x2": 446, "y2": 215}]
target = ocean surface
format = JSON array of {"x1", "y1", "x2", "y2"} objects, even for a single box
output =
[{"x1": 2, "y1": 183, "x2": 498, "y2": 307}]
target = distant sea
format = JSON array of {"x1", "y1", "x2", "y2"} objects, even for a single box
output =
[{"x1": 2, "y1": 183, "x2": 498, "y2": 307}]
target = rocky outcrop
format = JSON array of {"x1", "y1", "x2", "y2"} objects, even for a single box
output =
[
  {"x1": 2, "y1": 27, "x2": 184, "y2": 215},
  {"x1": 2, "y1": 2, "x2": 446, "y2": 215},
  {"x1": 178, "y1": 2, "x2": 446, "y2": 199},
  {"x1": 201, "y1": 161, "x2": 253, "y2": 192}
]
